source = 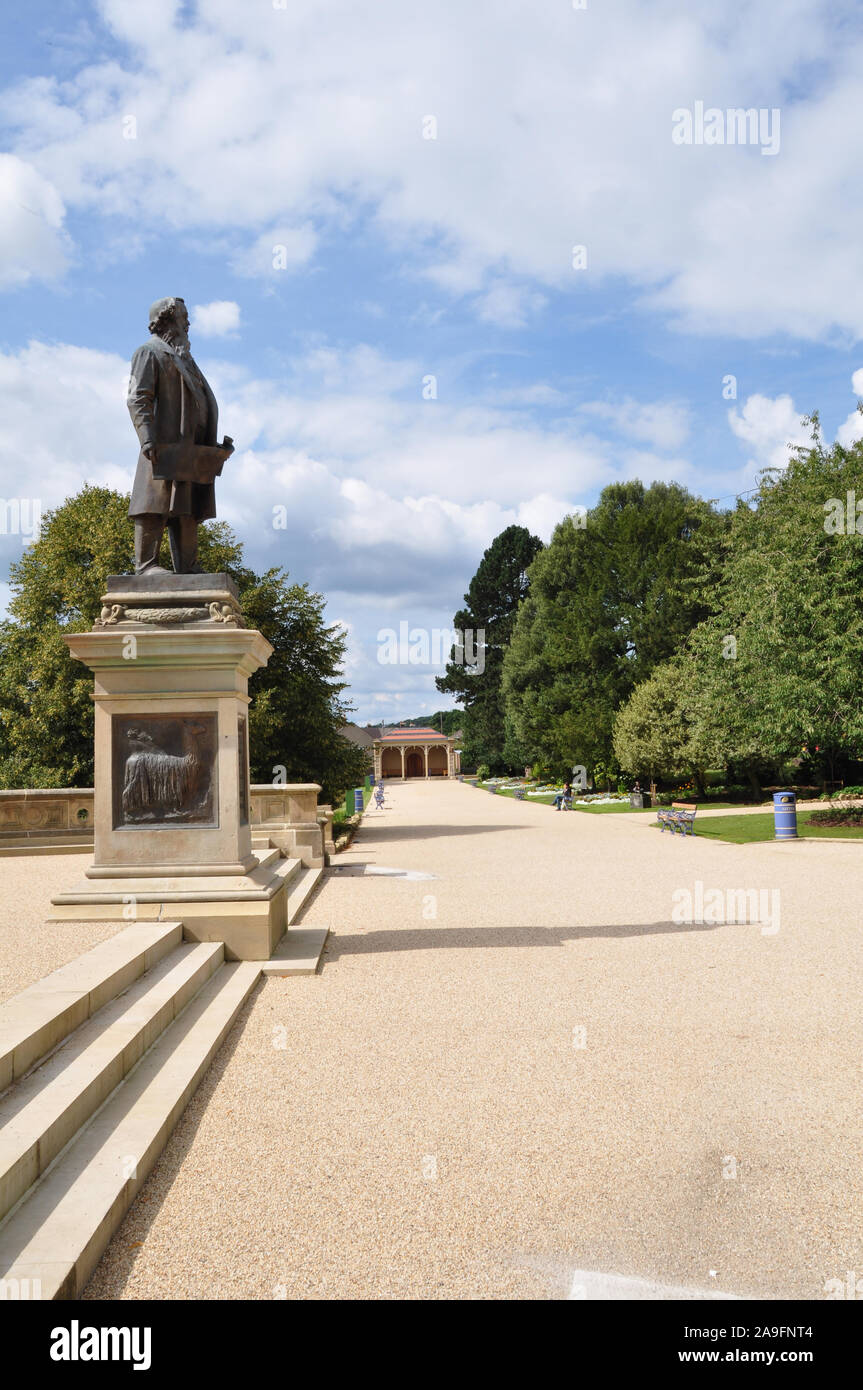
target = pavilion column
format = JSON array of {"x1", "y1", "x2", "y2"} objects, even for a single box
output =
[
  {"x1": 400, "y1": 746, "x2": 405, "y2": 780},
  {"x1": 424, "y1": 746, "x2": 429, "y2": 778}
]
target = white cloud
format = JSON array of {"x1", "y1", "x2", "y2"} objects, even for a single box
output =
[
  {"x1": 228, "y1": 226, "x2": 317, "y2": 278},
  {"x1": 0, "y1": 341, "x2": 131, "y2": 491},
  {"x1": 727, "y1": 393, "x2": 809, "y2": 472},
  {"x1": 0, "y1": 154, "x2": 69, "y2": 288},
  {"x1": 580, "y1": 398, "x2": 691, "y2": 451},
  {"x1": 3, "y1": 2, "x2": 863, "y2": 337},
  {"x1": 475, "y1": 283, "x2": 546, "y2": 329},
  {"x1": 836, "y1": 369, "x2": 863, "y2": 446},
  {"x1": 836, "y1": 410, "x2": 863, "y2": 448},
  {"x1": 191, "y1": 300, "x2": 241, "y2": 337},
  {"x1": 485, "y1": 382, "x2": 565, "y2": 407}
]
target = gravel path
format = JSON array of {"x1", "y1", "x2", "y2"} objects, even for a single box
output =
[
  {"x1": 81, "y1": 780, "x2": 862, "y2": 1300},
  {"x1": 0, "y1": 852, "x2": 121, "y2": 1003}
]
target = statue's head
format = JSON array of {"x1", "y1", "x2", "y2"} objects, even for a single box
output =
[
  {"x1": 125, "y1": 727, "x2": 155, "y2": 748},
  {"x1": 148, "y1": 296, "x2": 190, "y2": 345}
]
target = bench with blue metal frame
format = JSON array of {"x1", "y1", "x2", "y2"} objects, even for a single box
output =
[{"x1": 657, "y1": 801, "x2": 698, "y2": 836}]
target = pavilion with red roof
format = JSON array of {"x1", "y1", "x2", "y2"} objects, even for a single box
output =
[{"x1": 373, "y1": 726, "x2": 461, "y2": 780}]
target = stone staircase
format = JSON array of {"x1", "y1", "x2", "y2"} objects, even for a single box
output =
[
  {"x1": 0, "y1": 924, "x2": 258, "y2": 1298},
  {"x1": 0, "y1": 842, "x2": 326, "y2": 1300},
  {"x1": 250, "y1": 838, "x2": 323, "y2": 925}
]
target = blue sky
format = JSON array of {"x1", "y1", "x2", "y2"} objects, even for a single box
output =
[{"x1": 2, "y1": 0, "x2": 863, "y2": 722}]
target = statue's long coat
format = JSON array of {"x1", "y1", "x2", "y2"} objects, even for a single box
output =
[{"x1": 126, "y1": 336, "x2": 219, "y2": 520}]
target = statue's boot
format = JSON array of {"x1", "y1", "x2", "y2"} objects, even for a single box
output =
[
  {"x1": 134, "y1": 515, "x2": 171, "y2": 574},
  {"x1": 168, "y1": 515, "x2": 202, "y2": 574}
]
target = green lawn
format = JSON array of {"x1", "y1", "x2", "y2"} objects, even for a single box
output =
[
  {"x1": 571, "y1": 801, "x2": 655, "y2": 813},
  {"x1": 657, "y1": 810, "x2": 863, "y2": 844},
  {"x1": 575, "y1": 798, "x2": 751, "y2": 815}
]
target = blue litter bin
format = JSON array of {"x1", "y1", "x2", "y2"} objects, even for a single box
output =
[
  {"x1": 354, "y1": 787, "x2": 364, "y2": 814},
  {"x1": 773, "y1": 790, "x2": 798, "y2": 840}
]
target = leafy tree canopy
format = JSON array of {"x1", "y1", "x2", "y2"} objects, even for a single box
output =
[
  {"x1": 436, "y1": 523, "x2": 543, "y2": 771},
  {"x1": 631, "y1": 420, "x2": 863, "y2": 790},
  {"x1": 502, "y1": 482, "x2": 724, "y2": 777}
]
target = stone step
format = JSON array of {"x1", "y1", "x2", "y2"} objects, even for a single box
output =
[
  {"x1": 286, "y1": 866, "x2": 324, "y2": 924},
  {"x1": 0, "y1": 942, "x2": 224, "y2": 1225},
  {"x1": 0, "y1": 960, "x2": 260, "y2": 1300},
  {"x1": 261, "y1": 926, "x2": 329, "y2": 977},
  {"x1": 0, "y1": 923, "x2": 183, "y2": 1094},
  {"x1": 253, "y1": 846, "x2": 282, "y2": 873},
  {"x1": 274, "y1": 856, "x2": 304, "y2": 889}
]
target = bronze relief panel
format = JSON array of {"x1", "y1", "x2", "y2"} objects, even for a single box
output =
[{"x1": 112, "y1": 715, "x2": 218, "y2": 828}]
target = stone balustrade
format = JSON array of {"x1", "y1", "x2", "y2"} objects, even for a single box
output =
[
  {"x1": 0, "y1": 784, "x2": 330, "y2": 863},
  {"x1": 0, "y1": 789, "x2": 94, "y2": 841}
]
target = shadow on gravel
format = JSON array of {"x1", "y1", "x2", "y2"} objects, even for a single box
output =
[
  {"x1": 353, "y1": 823, "x2": 531, "y2": 840},
  {"x1": 323, "y1": 921, "x2": 723, "y2": 959}
]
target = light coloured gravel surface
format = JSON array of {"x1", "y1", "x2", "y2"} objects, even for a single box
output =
[
  {"x1": 0, "y1": 852, "x2": 121, "y2": 1002},
  {"x1": 83, "y1": 781, "x2": 862, "y2": 1301}
]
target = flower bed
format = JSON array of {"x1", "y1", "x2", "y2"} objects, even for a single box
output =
[{"x1": 808, "y1": 806, "x2": 863, "y2": 828}]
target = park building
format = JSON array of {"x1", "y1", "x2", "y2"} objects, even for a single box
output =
[{"x1": 373, "y1": 727, "x2": 462, "y2": 780}]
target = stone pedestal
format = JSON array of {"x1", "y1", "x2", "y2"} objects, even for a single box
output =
[
  {"x1": 50, "y1": 575, "x2": 293, "y2": 960},
  {"x1": 251, "y1": 784, "x2": 325, "y2": 867},
  {"x1": 317, "y1": 804, "x2": 336, "y2": 863}
]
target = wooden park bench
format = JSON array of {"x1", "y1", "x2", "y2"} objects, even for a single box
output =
[{"x1": 657, "y1": 801, "x2": 698, "y2": 836}]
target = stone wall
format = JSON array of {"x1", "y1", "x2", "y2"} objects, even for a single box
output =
[
  {"x1": 0, "y1": 784, "x2": 329, "y2": 863},
  {"x1": 0, "y1": 789, "x2": 95, "y2": 843}
]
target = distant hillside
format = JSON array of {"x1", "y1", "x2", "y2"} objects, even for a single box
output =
[{"x1": 381, "y1": 711, "x2": 463, "y2": 736}]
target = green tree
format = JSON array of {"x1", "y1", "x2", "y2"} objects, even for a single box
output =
[
  {"x1": 242, "y1": 570, "x2": 368, "y2": 802},
  {"x1": 436, "y1": 523, "x2": 543, "y2": 771},
  {"x1": 612, "y1": 658, "x2": 713, "y2": 795},
  {"x1": 661, "y1": 420, "x2": 863, "y2": 792},
  {"x1": 502, "y1": 482, "x2": 723, "y2": 778}
]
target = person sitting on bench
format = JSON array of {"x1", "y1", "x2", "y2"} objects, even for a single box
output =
[{"x1": 553, "y1": 780, "x2": 572, "y2": 811}]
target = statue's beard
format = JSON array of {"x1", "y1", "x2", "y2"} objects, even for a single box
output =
[{"x1": 159, "y1": 323, "x2": 191, "y2": 356}]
